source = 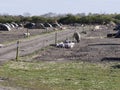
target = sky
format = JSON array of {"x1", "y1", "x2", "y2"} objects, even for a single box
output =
[{"x1": 0, "y1": 0, "x2": 120, "y2": 16}]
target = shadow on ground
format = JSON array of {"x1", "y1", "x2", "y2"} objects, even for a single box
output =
[
  {"x1": 101, "y1": 57, "x2": 120, "y2": 62},
  {"x1": 88, "y1": 43, "x2": 120, "y2": 46},
  {"x1": 111, "y1": 64, "x2": 120, "y2": 69}
]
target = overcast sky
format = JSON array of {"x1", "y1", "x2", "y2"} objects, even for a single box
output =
[{"x1": 0, "y1": 0, "x2": 120, "y2": 15}]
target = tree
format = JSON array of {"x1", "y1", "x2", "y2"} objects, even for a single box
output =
[
  {"x1": 31, "y1": 16, "x2": 47, "y2": 23},
  {"x1": 58, "y1": 14, "x2": 80, "y2": 24}
]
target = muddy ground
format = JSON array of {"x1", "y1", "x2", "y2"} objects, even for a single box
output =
[
  {"x1": 34, "y1": 26, "x2": 120, "y2": 63},
  {"x1": 0, "y1": 28, "x2": 53, "y2": 44},
  {"x1": 1, "y1": 25, "x2": 120, "y2": 63}
]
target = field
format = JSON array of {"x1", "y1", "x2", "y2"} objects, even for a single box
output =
[
  {"x1": 0, "y1": 60, "x2": 120, "y2": 90},
  {"x1": 0, "y1": 25, "x2": 120, "y2": 90}
]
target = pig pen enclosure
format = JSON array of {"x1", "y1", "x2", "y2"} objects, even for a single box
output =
[
  {"x1": 32, "y1": 26, "x2": 120, "y2": 63},
  {"x1": 0, "y1": 28, "x2": 54, "y2": 44}
]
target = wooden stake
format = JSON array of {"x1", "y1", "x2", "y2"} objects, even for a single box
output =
[
  {"x1": 16, "y1": 40, "x2": 19, "y2": 61},
  {"x1": 55, "y1": 32, "x2": 57, "y2": 45}
]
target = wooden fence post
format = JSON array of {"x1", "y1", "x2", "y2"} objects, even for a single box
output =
[
  {"x1": 55, "y1": 32, "x2": 57, "y2": 45},
  {"x1": 16, "y1": 40, "x2": 19, "y2": 61}
]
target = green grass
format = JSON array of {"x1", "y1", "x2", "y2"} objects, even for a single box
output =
[{"x1": 0, "y1": 61, "x2": 120, "y2": 90}]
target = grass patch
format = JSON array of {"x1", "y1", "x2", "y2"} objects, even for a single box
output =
[{"x1": 0, "y1": 61, "x2": 120, "y2": 90}]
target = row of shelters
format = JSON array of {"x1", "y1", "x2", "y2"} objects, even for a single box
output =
[
  {"x1": 0, "y1": 22, "x2": 23, "y2": 31},
  {"x1": 24, "y1": 22, "x2": 62, "y2": 29},
  {"x1": 0, "y1": 22, "x2": 62, "y2": 31}
]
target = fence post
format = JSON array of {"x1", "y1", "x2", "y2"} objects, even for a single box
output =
[
  {"x1": 16, "y1": 40, "x2": 19, "y2": 61},
  {"x1": 55, "y1": 32, "x2": 57, "y2": 45}
]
